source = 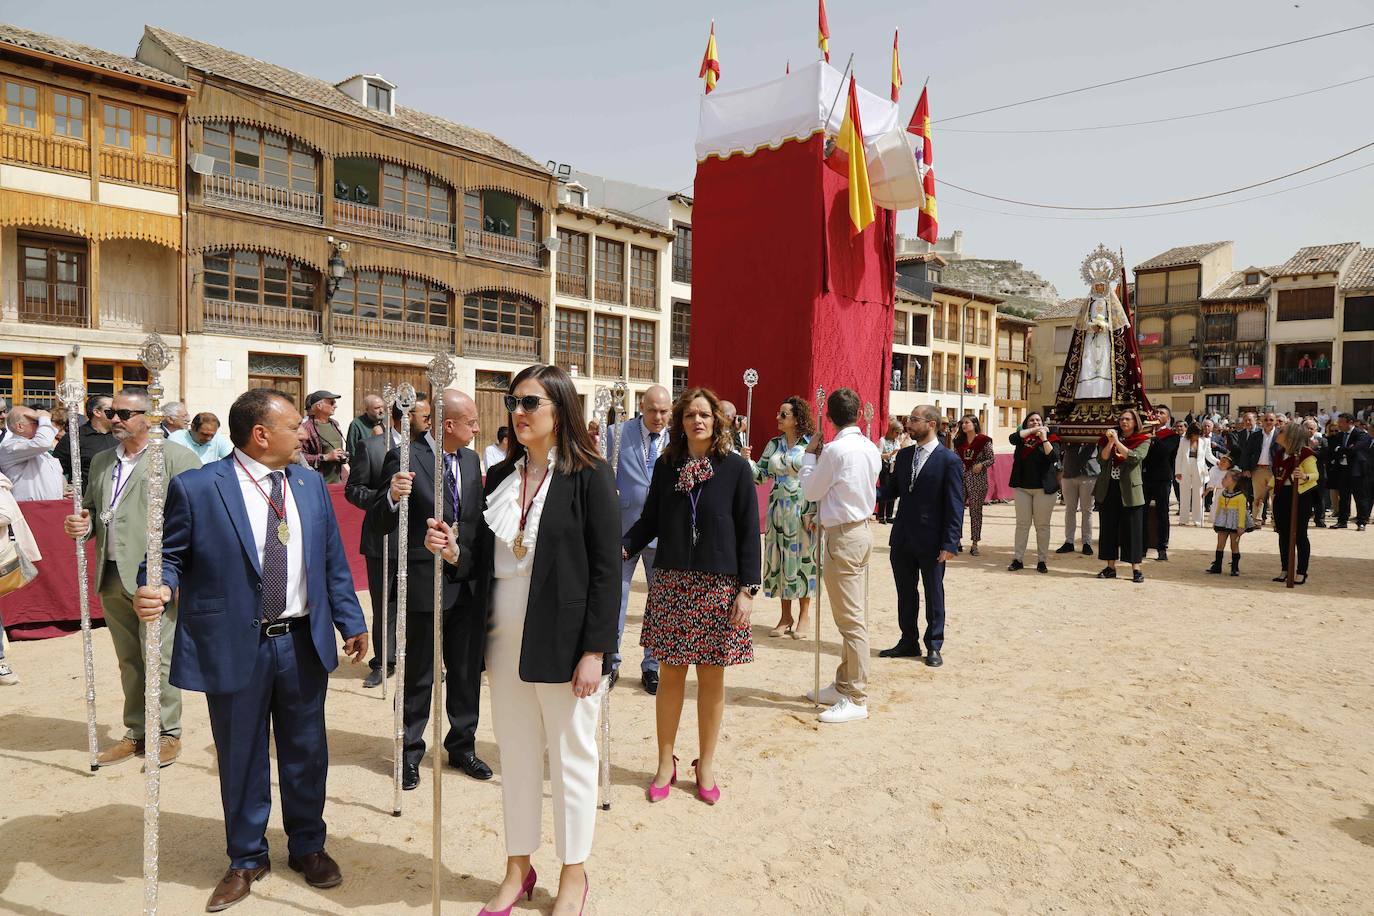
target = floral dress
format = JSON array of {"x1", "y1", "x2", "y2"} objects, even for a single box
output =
[{"x1": 751, "y1": 435, "x2": 817, "y2": 599}]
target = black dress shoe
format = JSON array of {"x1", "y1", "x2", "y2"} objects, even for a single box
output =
[
  {"x1": 1007, "y1": 559, "x2": 1024, "y2": 571},
  {"x1": 362, "y1": 668, "x2": 384, "y2": 689},
  {"x1": 1055, "y1": 542, "x2": 1075, "y2": 554},
  {"x1": 878, "y1": 643, "x2": 921, "y2": 658},
  {"x1": 402, "y1": 763, "x2": 420, "y2": 791},
  {"x1": 1332, "y1": 522, "x2": 1349, "y2": 529},
  {"x1": 642, "y1": 670, "x2": 660, "y2": 696},
  {"x1": 1036, "y1": 561, "x2": 1048, "y2": 574},
  {"x1": 1132, "y1": 570, "x2": 1145, "y2": 583},
  {"x1": 1083, "y1": 544, "x2": 1094, "y2": 556},
  {"x1": 450, "y1": 751, "x2": 493, "y2": 781},
  {"x1": 1096, "y1": 567, "x2": 1117, "y2": 580},
  {"x1": 1155, "y1": 548, "x2": 1168, "y2": 561},
  {"x1": 924, "y1": 649, "x2": 943, "y2": 668},
  {"x1": 288, "y1": 850, "x2": 342, "y2": 888},
  {"x1": 608, "y1": 668, "x2": 620, "y2": 691}
]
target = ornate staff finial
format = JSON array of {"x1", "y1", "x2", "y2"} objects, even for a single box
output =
[
  {"x1": 426, "y1": 350, "x2": 456, "y2": 391},
  {"x1": 743, "y1": 368, "x2": 758, "y2": 388}
]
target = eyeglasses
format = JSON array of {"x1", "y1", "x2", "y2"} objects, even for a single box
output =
[
  {"x1": 103, "y1": 408, "x2": 147, "y2": 421},
  {"x1": 503, "y1": 394, "x2": 555, "y2": 414}
]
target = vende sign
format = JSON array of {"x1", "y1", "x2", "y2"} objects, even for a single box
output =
[
  {"x1": 1172, "y1": 373, "x2": 1194, "y2": 386},
  {"x1": 1138, "y1": 332, "x2": 1163, "y2": 346}
]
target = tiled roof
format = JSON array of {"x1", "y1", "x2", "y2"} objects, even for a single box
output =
[
  {"x1": 1202, "y1": 269, "x2": 1271, "y2": 301},
  {"x1": 895, "y1": 251, "x2": 948, "y2": 265},
  {"x1": 894, "y1": 285, "x2": 934, "y2": 306},
  {"x1": 1134, "y1": 241, "x2": 1230, "y2": 271},
  {"x1": 557, "y1": 203, "x2": 672, "y2": 238},
  {"x1": 0, "y1": 21, "x2": 189, "y2": 88},
  {"x1": 1036, "y1": 298, "x2": 1085, "y2": 321},
  {"x1": 1343, "y1": 248, "x2": 1374, "y2": 290},
  {"x1": 1273, "y1": 242, "x2": 1360, "y2": 277},
  {"x1": 142, "y1": 26, "x2": 541, "y2": 171}
]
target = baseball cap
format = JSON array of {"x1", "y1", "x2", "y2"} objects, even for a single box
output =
[{"x1": 305, "y1": 390, "x2": 341, "y2": 410}]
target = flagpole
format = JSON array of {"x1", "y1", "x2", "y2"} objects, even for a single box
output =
[{"x1": 823, "y1": 53, "x2": 856, "y2": 129}]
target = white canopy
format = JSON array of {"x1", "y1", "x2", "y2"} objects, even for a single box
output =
[{"x1": 695, "y1": 60, "x2": 901, "y2": 161}]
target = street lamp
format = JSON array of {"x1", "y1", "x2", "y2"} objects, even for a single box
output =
[{"x1": 325, "y1": 237, "x2": 350, "y2": 303}]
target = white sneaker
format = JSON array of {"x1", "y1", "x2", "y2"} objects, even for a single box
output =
[
  {"x1": 818, "y1": 696, "x2": 868, "y2": 724},
  {"x1": 805, "y1": 682, "x2": 841, "y2": 706},
  {"x1": 0, "y1": 664, "x2": 18, "y2": 686}
]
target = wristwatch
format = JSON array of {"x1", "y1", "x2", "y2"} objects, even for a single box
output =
[{"x1": 742, "y1": 585, "x2": 760, "y2": 598}]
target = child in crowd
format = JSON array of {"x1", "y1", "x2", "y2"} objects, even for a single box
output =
[
  {"x1": 1204, "y1": 453, "x2": 1232, "y2": 521},
  {"x1": 1208, "y1": 469, "x2": 1248, "y2": 576}
]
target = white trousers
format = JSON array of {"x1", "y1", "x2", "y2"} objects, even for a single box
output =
[
  {"x1": 487, "y1": 575, "x2": 603, "y2": 864},
  {"x1": 1178, "y1": 468, "x2": 1206, "y2": 525}
]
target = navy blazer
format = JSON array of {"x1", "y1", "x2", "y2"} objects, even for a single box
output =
[
  {"x1": 879, "y1": 443, "x2": 965, "y2": 557},
  {"x1": 146, "y1": 455, "x2": 367, "y2": 696}
]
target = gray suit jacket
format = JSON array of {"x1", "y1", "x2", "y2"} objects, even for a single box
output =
[{"x1": 605, "y1": 418, "x2": 668, "y2": 544}]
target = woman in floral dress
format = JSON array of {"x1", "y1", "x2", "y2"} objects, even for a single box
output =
[
  {"x1": 749, "y1": 396, "x2": 817, "y2": 639},
  {"x1": 952, "y1": 414, "x2": 994, "y2": 556}
]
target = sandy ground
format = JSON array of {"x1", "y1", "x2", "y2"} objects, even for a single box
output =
[{"x1": 1, "y1": 502, "x2": 1372, "y2": 915}]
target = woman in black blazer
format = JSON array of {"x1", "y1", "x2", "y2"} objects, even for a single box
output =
[
  {"x1": 625, "y1": 386, "x2": 761, "y2": 807},
  {"x1": 427, "y1": 364, "x2": 617, "y2": 916},
  {"x1": 1007, "y1": 412, "x2": 1061, "y2": 573}
]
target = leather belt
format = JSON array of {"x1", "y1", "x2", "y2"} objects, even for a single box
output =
[{"x1": 262, "y1": 618, "x2": 302, "y2": 638}]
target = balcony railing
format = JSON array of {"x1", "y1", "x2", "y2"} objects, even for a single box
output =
[
  {"x1": 462, "y1": 328, "x2": 541, "y2": 362},
  {"x1": 931, "y1": 318, "x2": 944, "y2": 339},
  {"x1": 629, "y1": 285, "x2": 657, "y2": 310},
  {"x1": 203, "y1": 297, "x2": 321, "y2": 340},
  {"x1": 1201, "y1": 366, "x2": 1263, "y2": 386},
  {"x1": 890, "y1": 366, "x2": 928, "y2": 392},
  {"x1": 5, "y1": 283, "x2": 177, "y2": 333},
  {"x1": 671, "y1": 335, "x2": 690, "y2": 360},
  {"x1": 629, "y1": 356, "x2": 655, "y2": 381},
  {"x1": 464, "y1": 229, "x2": 539, "y2": 267},
  {"x1": 202, "y1": 174, "x2": 323, "y2": 224},
  {"x1": 554, "y1": 348, "x2": 587, "y2": 375},
  {"x1": 100, "y1": 147, "x2": 176, "y2": 190},
  {"x1": 335, "y1": 200, "x2": 455, "y2": 250},
  {"x1": 332, "y1": 313, "x2": 456, "y2": 351},
  {"x1": 557, "y1": 273, "x2": 588, "y2": 299},
  {"x1": 593, "y1": 354, "x2": 624, "y2": 377},
  {"x1": 594, "y1": 277, "x2": 624, "y2": 304},
  {"x1": 1, "y1": 125, "x2": 89, "y2": 175},
  {"x1": 1274, "y1": 366, "x2": 1331, "y2": 386}
]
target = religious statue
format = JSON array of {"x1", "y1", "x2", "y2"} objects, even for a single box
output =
[{"x1": 1052, "y1": 244, "x2": 1153, "y2": 441}]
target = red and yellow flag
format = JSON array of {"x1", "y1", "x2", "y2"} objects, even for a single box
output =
[
  {"x1": 699, "y1": 21, "x2": 720, "y2": 94},
  {"x1": 907, "y1": 86, "x2": 937, "y2": 242},
  {"x1": 891, "y1": 29, "x2": 902, "y2": 102},
  {"x1": 907, "y1": 85, "x2": 933, "y2": 166},
  {"x1": 818, "y1": 0, "x2": 830, "y2": 63},
  {"x1": 835, "y1": 74, "x2": 875, "y2": 233}
]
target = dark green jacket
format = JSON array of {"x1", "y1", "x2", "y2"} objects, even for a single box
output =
[{"x1": 1094, "y1": 437, "x2": 1151, "y2": 508}]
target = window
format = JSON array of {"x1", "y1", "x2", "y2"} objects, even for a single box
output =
[
  {"x1": 464, "y1": 190, "x2": 536, "y2": 240},
  {"x1": 630, "y1": 246, "x2": 657, "y2": 307},
  {"x1": 248, "y1": 352, "x2": 304, "y2": 408},
  {"x1": 0, "y1": 355, "x2": 61, "y2": 410},
  {"x1": 102, "y1": 103, "x2": 132, "y2": 148},
  {"x1": 4, "y1": 80, "x2": 37, "y2": 129},
  {"x1": 366, "y1": 82, "x2": 391, "y2": 113},
  {"x1": 911, "y1": 313, "x2": 928, "y2": 346},
  {"x1": 556, "y1": 229, "x2": 589, "y2": 297},
  {"x1": 673, "y1": 223, "x2": 692, "y2": 284},
  {"x1": 52, "y1": 92, "x2": 86, "y2": 139},
  {"x1": 672, "y1": 365, "x2": 688, "y2": 398},
  {"x1": 380, "y1": 163, "x2": 449, "y2": 223},
  {"x1": 463, "y1": 291, "x2": 539, "y2": 338},
  {"x1": 671, "y1": 300, "x2": 691, "y2": 359},
  {"x1": 595, "y1": 238, "x2": 625, "y2": 303},
  {"x1": 1343, "y1": 341, "x2": 1374, "y2": 385},
  {"x1": 594, "y1": 314, "x2": 624, "y2": 376},
  {"x1": 1343, "y1": 295, "x2": 1374, "y2": 332},
  {"x1": 204, "y1": 250, "x2": 319, "y2": 311},
  {"x1": 144, "y1": 112, "x2": 173, "y2": 157},
  {"x1": 19, "y1": 236, "x2": 86, "y2": 324},
  {"x1": 554, "y1": 308, "x2": 588, "y2": 373},
  {"x1": 1236, "y1": 309, "x2": 1266, "y2": 340},
  {"x1": 334, "y1": 271, "x2": 448, "y2": 327},
  {"x1": 84, "y1": 360, "x2": 148, "y2": 398},
  {"x1": 205, "y1": 123, "x2": 317, "y2": 193},
  {"x1": 1206, "y1": 394, "x2": 1230, "y2": 417},
  {"x1": 893, "y1": 311, "x2": 908, "y2": 346},
  {"x1": 1053, "y1": 325, "x2": 1073, "y2": 353},
  {"x1": 929, "y1": 268, "x2": 942, "y2": 284},
  {"x1": 1244, "y1": 272, "x2": 1260, "y2": 285},
  {"x1": 629, "y1": 318, "x2": 656, "y2": 380},
  {"x1": 1276, "y1": 287, "x2": 1335, "y2": 321}
]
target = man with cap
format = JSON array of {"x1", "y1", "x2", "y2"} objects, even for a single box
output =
[{"x1": 301, "y1": 391, "x2": 347, "y2": 484}]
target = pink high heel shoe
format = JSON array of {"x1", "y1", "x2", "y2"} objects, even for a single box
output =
[
  {"x1": 646, "y1": 755, "x2": 678, "y2": 802},
  {"x1": 476, "y1": 865, "x2": 537, "y2": 916},
  {"x1": 691, "y1": 758, "x2": 721, "y2": 805}
]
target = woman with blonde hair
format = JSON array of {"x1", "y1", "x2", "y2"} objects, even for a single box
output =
[{"x1": 1271, "y1": 419, "x2": 1318, "y2": 585}]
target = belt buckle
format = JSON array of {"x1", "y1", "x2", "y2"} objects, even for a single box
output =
[{"x1": 263, "y1": 620, "x2": 290, "y2": 638}]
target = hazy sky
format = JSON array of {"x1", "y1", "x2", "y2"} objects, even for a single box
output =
[{"x1": 9, "y1": 0, "x2": 1372, "y2": 293}]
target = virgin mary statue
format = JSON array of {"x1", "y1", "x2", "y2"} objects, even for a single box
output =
[{"x1": 1053, "y1": 244, "x2": 1152, "y2": 440}]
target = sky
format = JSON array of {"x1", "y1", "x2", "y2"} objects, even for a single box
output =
[{"x1": 7, "y1": 0, "x2": 1373, "y2": 294}]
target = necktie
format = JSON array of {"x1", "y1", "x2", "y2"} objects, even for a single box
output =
[
  {"x1": 646, "y1": 431, "x2": 660, "y2": 475},
  {"x1": 908, "y1": 447, "x2": 927, "y2": 493},
  {"x1": 261, "y1": 471, "x2": 287, "y2": 623},
  {"x1": 444, "y1": 453, "x2": 460, "y2": 523}
]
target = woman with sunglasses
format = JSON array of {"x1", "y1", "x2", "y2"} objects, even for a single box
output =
[
  {"x1": 425, "y1": 364, "x2": 618, "y2": 916},
  {"x1": 625, "y1": 387, "x2": 761, "y2": 806},
  {"x1": 749, "y1": 396, "x2": 817, "y2": 639},
  {"x1": 951, "y1": 415, "x2": 994, "y2": 556}
]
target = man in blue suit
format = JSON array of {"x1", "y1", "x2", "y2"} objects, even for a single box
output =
[
  {"x1": 876, "y1": 405, "x2": 964, "y2": 668},
  {"x1": 604, "y1": 385, "x2": 671, "y2": 694},
  {"x1": 135, "y1": 388, "x2": 367, "y2": 913}
]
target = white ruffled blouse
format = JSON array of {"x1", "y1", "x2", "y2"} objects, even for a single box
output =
[{"x1": 483, "y1": 455, "x2": 553, "y2": 579}]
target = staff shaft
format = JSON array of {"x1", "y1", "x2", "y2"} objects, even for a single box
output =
[
  {"x1": 430, "y1": 393, "x2": 445, "y2": 916},
  {"x1": 392, "y1": 411, "x2": 412, "y2": 816},
  {"x1": 62, "y1": 394, "x2": 99, "y2": 771}
]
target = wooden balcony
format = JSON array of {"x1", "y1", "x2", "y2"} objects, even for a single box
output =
[
  {"x1": 1274, "y1": 366, "x2": 1331, "y2": 386},
  {"x1": 464, "y1": 229, "x2": 539, "y2": 267},
  {"x1": 1, "y1": 125, "x2": 89, "y2": 175},
  {"x1": 332, "y1": 313, "x2": 456, "y2": 351},
  {"x1": 462, "y1": 328, "x2": 541, "y2": 362},
  {"x1": 203, "y1": 297, "x2": 321, "y2": 341},
  {"x1": 593, "y1": 355, "x2": 624, "y2": 378},
  {"x1": 629, "y1": 356, "x2": 655, "y2": 381},
  {"x1": 202, "y1": 174, "x2": 323, "y2": 224},
  {"x1": 334, "y1": 199, "x2": 455, "y2": 250},
  {"x1": 629, "y1": 285, "x2": 657, "y2": 310},
  {"x1": 671, "y1": 335, "x2": 690, "y2": 360},
  {"x1": 1201, "y1": 366, "x2": 1263, "y2": 387},
  {"x1": 554, "y1": 348, "x2": 587, "y2": 375},
  {"x1": 100, "y1": 147, "x2": 176, "y2": 190},
  {"x1": 594, "y1": 277, "x2": 624, "y2": 305},
  {"x1": 557, "y1": 273, "x2": 588, "y2": 298},
  {"x1": 5, "y1": 284, "x2": 176, "y2": 333}
]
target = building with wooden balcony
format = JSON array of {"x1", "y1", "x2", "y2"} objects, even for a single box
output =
[
  {"x1": 1131, "y1": 241, "x2": 1234, "y2": 416},
  {"x1": 888, "y1": 285, "x2": 934, "y2": 424},
  {"x1": 1197, "y1": 267, "x2": 1271, "y2": 418},
  {"x1": 0, "y1": 23, "x2": 190, "y2": 409},
  {"x1": 994, "y1": 310, "x2": 1033, "y2": 432},
  {"x1": 133, "y1": 25, "x2": 556, "y2": 427}
]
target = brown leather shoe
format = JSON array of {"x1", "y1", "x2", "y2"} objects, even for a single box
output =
[
  {"x1": 148, "y1": 735, "x2": 181, "y2": 769},
  {"x1": 206, "y1": 863, "x2": 270, "y2": 912},
  {"x1": 96, "y1": 736, "x2": 144, "y2": 767},
  {"x1": 288, "y1": 850, "x2": 342, "y2": 888}
]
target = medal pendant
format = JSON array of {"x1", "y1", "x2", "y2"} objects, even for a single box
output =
[
  {"x1": 99, "y1": 509, "x2": 114, "y2": 526},
  {"x1": 691, "y1": 526, "x2": 699, "y2": 548},
  {"x1": 277, "y1": 520, "x2": 290, "y2": 544},
  {"x1": 511, "y1": 531, "x2": 528, "y2": 560}
]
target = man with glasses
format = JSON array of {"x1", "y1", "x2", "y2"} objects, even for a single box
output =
[
  {"x1": 1141, "y1": 405, "x2": 1180, "y2": 560},
  {"x1": 1251, "y1": 412, "x2": 1281, "y2": 528},
  {"x1": 63, "y1": 389, "x2": 200, "y2": 767},
  {"x1": 301, "y1": 391, "x2": 348, "y2": 483},
  {"x1": 53, "y1": 394, "x2": 116, "y2": 484},
  {"x1": 160, "y1": 401, "x2": 191, "y2": 439},
  {"x1": 0, "y1": 404, "x2": 63, "y2": 501}
]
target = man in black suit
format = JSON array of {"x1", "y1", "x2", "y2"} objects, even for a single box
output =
[
  {"x1": 1330, "y1": 413, "x2": 1371, "y2": 530},
  {"x1": 372, "y1": 387, "x2": 490, "y2": 786},
  {"x1": 876, "y1": 405, "x2": 964, "y2": 668},
  {"x1": 1142, "y1": 404, "x2": 1181, "y2": 560},
  {"x1": 347, "y1": 393, "x2": 428, "y2": 688},
  {"x1": 1229, "y1": 411, "x2": 1262, "y2": 527}
]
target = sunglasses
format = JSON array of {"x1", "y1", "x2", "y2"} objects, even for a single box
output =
[
  {"x1": 103, "y1": 408, "x2": 147, "y2": 421},
  {"x1": 503, "y1": 394, "x2": 555, "y2": 413}
]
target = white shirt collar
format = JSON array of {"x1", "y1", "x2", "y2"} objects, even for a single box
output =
[
  {"x1": 116, "y1": 441, "x2": 147, "y2": 462},
  {"x1": 233, "y1": 448, "x2": 283, "y2": 482},
  {"x1": 834, "y1": 425, "x2": 862, "y2": 440}
]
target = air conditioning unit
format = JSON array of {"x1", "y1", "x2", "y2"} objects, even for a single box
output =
[{"x1": 190, "y1": 153, "x2": 216, "y2": 176}]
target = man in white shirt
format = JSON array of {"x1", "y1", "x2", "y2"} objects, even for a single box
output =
[
  {"x1": 0, "y1": 406, "x2": 63, "y2": 500},
  {"x1": 1254, "y1": 412, "x2": 1279, "y2": 527},
  {"x1": 168, "y1": 411, "x2": 229, "y2": 464},
  {"x1": 483, "y1": 426, "x2": 510, "y2": 473},
  {"x1": 799, "y1": 388, "x2": 881, "y2": 724}
]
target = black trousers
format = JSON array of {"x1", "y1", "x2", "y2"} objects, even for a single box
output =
[
  {"x1": 1143, "y1": 479, "x2": 1172, "y2": 550},
  {"x1": 364, "y1": 553, "x2": 399, "y2": 671},
  {"x1": 1098, "y1": 482, "x2": 1144, "y2": 564},
  {"x1": 1273, "y1": 485, "x2": 1314, "y2": 575},
  {"x1": 403, "y1": 589, "x2": 485, "y2": 766},
  {"x1": 1337, "y1": 472, "x2": 1371, "y2": 524},
  {"x1": 876, "y1": 466, "x2": 896, "y2": 521},
  {"x1": 890, "y1": 542, "x2": 945, "y2": 652}
]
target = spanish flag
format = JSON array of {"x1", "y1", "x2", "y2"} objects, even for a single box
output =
[
  {"x1": 835, "y1": 75, "x2": 875, "y2": 233},
  {"x1": 818, "y1": 0, "x2": 830, "y2": 63},
  {"x1": 907, "y1": 86, "x2": 938, "y2": 242},
  {"x1": 699, "y1": 21, "x2": 720, "y2": 94},
  {"x1": 890, "y1": 29, "x2": 902, "y2": 102},
  {"x1": 907, "y1": 85, "x2": 933, "y2": 166}
]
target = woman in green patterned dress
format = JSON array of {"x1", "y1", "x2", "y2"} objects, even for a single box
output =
[{"x1": 748, "y1": 396, "x2": 818, "y2": 639}]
